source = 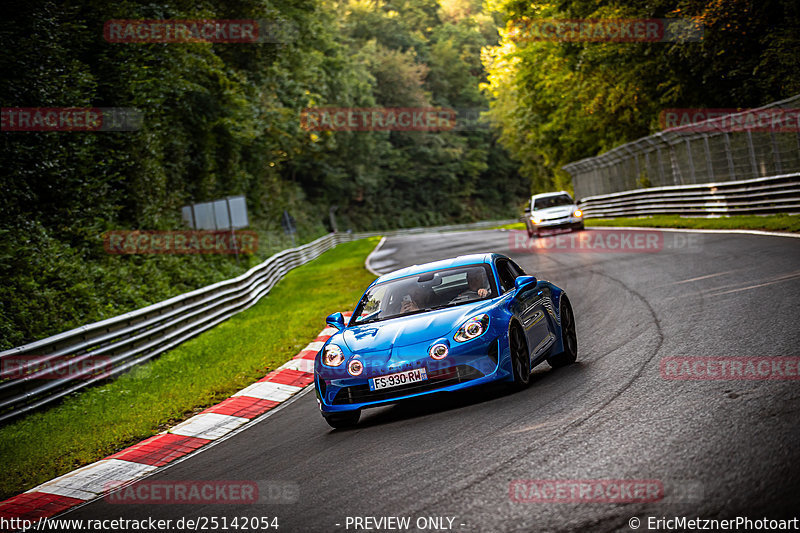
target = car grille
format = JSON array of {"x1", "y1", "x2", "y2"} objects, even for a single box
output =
[{"x1": 331, "y1": 365, "x2": 485, "y2": 405}]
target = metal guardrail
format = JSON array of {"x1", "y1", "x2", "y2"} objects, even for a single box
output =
[
  {"x1": 0, "y1": 218, "x2": 515, "y2": 423},
  {"x1": 0, "y1": 232, "x2": 352, "y2": 423},
  {"x1": 563, "y1": 94, "x2": 800, "y2": 201},
  {"x1": 577, "y1": 173, "x2": 800, "y2": 218},
  {"x1": 361, "y1": 218, "x2": 517, "y2": 236}
]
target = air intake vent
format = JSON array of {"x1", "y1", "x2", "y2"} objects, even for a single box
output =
[{"x1": 488, "y1": 338, "x2": 499, "y2": 365}]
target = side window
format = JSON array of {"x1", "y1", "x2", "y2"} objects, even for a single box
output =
[
  {"x1": 509, "y1": 260, "x2": 526, "y2": 277},
  {"x1": 495, "y1": 260, "x2": 516, "y2": 293}
]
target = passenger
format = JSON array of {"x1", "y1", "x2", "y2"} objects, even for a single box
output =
[{"x1": 400, "y1": 286, "x2": 430, "y2": 313}]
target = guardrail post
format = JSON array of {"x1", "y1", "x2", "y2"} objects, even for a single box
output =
[
  {"x1": 746, "y1": 130, "x2": 759, "y2": 177},
  {"x1": 723, "y1": 132, "x2": 736, "y2": 180},
  {"x1": 770, "y1": 132, "x2": 782, "y2": 174},
  {"x1": 656, "y1": 146, "x2": 667, "y2": 185},
  {"x1": 796, "y1": 129, "x2": 800, "y2": 159},
  {"x1": 703, "y1": 135, "x2": 715, "y2": 180},
  {"x1": 686, "y1": 139, "x2": 696, "y2": 183},
  {"x1": 593, "y1": 167, "x2": 601, "y2": 196},
  {"x1": 669, "y1": 144, "x2": 682, "y2": 185}
]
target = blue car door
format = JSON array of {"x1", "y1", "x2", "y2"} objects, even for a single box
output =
[{"x1": 496, "y1": 259, "x2": 555, "y2": 362}]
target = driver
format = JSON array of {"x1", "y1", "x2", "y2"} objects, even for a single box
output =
[{"x1": 457, "y1": 270, "x2": 489, "y2": 299}]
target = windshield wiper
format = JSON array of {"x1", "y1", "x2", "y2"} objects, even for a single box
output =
[
  {"x1": 426, "y1": 303, "x2": 461, "y2": 310},
  {"x1": 355, "y1": 302, "x2": 481, "y2": 325},
  {"x1": 397, "y1": 308, "x2": 432, "y2": 318},
  {"x1": 355, "y1": 317, "x2": 383, "y2": 325},
  {"x1": 354, "y1": 308, "x2": 429, "y2": 324}
]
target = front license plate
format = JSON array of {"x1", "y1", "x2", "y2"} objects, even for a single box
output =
[{"x1": 369, "y1": 368, "x2": 428, "y2": 391}]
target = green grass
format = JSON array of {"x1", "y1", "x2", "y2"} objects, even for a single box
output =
[
  {"x1": 0, "y1": 237, "x2": 379, "y2": 501},
  {"x1": 495, "y1": 214, "x2": 800, "y2": 233}
]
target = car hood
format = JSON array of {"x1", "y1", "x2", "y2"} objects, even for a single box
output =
[
  {"x1": 341, "y1": 301, "x2": 491, "y2": 354},
  {"x1": 534, "y1": 205, "x2": 575, "y2": 219}
]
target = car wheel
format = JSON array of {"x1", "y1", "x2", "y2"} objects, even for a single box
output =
[
  {"x1": 509, "y1": 324, "x2": 531, "y2": 389},
  {"x1": 323, "y1": 410, "x2": 360, "y2": 429},
  {"x1": 547, "y1": 297, "x2": 577, "y2": 368},
  {"x1": 526, "y1": 223, "x2": 534, "y2": 239}
]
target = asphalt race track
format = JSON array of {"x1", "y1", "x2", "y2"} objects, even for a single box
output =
[{"x1": 66, "y1": 228, "x2": 800, "y2": 532}]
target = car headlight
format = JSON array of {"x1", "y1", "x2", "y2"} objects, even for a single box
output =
[
  {"x1": 573, "y1": 209, "x2": 583, "y2": 218},
  {"x1": 322, "y1": 344, "x2": 345, "y2": 366},
  {"x1": 348, "y1": 359, "x2": 363, "y2": 376},
  {"x1": 454, "y1": 314, "x2": 489, "y2": 343},
  {"x1": 532, "y1": 216, "x2": 542, "y2": 224},
  {"x1": 429, "y1": 343, "x2": 449, "y2": 360}
]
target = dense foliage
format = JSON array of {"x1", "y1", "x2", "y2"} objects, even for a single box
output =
[
  {"x1": 482, "y1": 0, "x2": 800, "y2": 191},
  {"x1": 4, "y1": 0, "x2": 797, "y2": 348},
  {"x1": 0, "y1": 0, "x2": 526, "y2": 348}
]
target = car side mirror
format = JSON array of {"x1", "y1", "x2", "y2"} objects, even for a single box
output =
[
  {"x1": 514, "y1": 275, "x2": 537, "y2": 291},
  {"x1": 524, "y1": 207, "x2": 531, "y2": 215},
  {"x1": 326, "y1": 312, "x2": 346, "y2": 331}
]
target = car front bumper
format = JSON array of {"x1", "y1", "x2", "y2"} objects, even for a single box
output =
[
  {"x1": 531, "y1": 216, "x2": 584, "y2": 232},
  {"x1": 315, "y1": 334, "x2": 510, "y2": 414}
]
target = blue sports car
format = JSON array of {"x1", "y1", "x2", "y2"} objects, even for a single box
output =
[{"x1": 314, "y1": 253, "x2": 577, "y2": 428}]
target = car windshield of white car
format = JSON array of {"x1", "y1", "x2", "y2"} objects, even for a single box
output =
[
  {"x1": 352, "y1": 265, "x2": 496, "y2": 324},
  {"x1": 534, "y1": 194, "x2": 573, "y2": 210}
]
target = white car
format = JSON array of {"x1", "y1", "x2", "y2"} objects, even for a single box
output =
[{"x1": 524, "y1": 192, "x2": 584, "y2": 238}]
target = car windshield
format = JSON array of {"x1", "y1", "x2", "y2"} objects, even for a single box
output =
[
  {"x1": 351, "y1": 264, "x2": 497, "y2": 325},
  {"x1": 534, "y1": 194, "x2": 574, "y2": 210}
]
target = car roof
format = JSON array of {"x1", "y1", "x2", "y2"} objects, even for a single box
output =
[
  {"x1": 531, "y1": 191, "x2": 573, "y2": 200},
  {"x1": 374, "y1": 253, "x2": 501, "y2": 284}
]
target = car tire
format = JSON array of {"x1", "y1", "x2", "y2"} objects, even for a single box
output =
[
  {"x1": 509, "y1": 323, "x2": 531, "y2": 389},
  {"x1": 547, "y1": 296, "x2": 577, "y2": 368},
  {"x1": 323, "y1": 410, "x2": 360, "y2": 429},
  {"x1": 526, "y1": 223, "x2": 535, "y2": 239}
]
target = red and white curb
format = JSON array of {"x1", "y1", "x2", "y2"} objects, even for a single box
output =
[{"x1": 0, "y1": 315, "x2": 349, "y2": 524}]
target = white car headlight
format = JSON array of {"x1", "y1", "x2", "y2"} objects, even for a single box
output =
[
  {"x1": 573, "y1": 209, "x2": 583, "y2": 218},
  {"x1": 322, "y1": 344, "x2": 345, "y2": 366},
  {"x1": 348, "y1": 359, "x2": 363, "y2": 376},
  {"x1": 429, "y1": 343, "x2": 449, "y2": 360},
  {"x1": 454, "y1": 314, "x2": 489, "y2": 343}
]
